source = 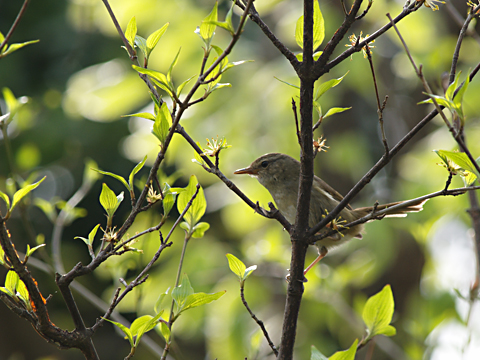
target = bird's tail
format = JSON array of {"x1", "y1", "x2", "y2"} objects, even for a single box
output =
[{"x1": 354, "y1": 198, "x2": 427, "y2": 218}]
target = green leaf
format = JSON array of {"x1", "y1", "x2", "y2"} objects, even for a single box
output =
[
  {"x1": 176, "y1": 175, "x2": 206, "y2": 229},
  {"x1": 5, "y1": 270, "x2": 19, "y2": 295},
  {"x1": 121, "y1": 112, "x2": 155, "y2": 121},
  {"x1": 172, "y1": 274, "x2": 194, "y2": 309},
  {"x1": 2, "y1": 87, "x2": 19, "y2": 113},
  {"x1": 25, "y1": 243, "x2": 46, "y2": 258},
  {"x1": 313, "y1": 0, "x2": 325, "y2": 50},
  {"x1": 11, "y1": 176, "x2": 46, "y2": 214},
  {"x1": 16, "y1": 279, "x2": 30, "y2": 309},
  {"x1": 196, "y1": 2, "x2": 218, "y2": 48},
  {"x1": 435, "y1": 150, "x2": 477, "y2": 186},
  {"x1": 132, "y1": 65, "x2": 172, "y2": 95},
  {"x1": 34, "y1": 198, "x2": 56, "y2": 222},
  {"x1": 167, "y1": 48, "x2": 181, "y2": 84},
  {"x1": 315, "y1": 72, "x2": 349, "y2": 100},
  {"x1": 162, "y1": 191, "x2": 177, "y2": 216},
  {"x1": 129, "y1": 155, "x2": 147, "y2": 190},
  {"x1": 181, "y1": 291, "x2": 226, "y2": 313},
  {"x1": 75, "y1": 223, "x2": 100, "y2": 248},
  {"x1": 0, "y1": 190, "x2": 11, "y2": 210},
  {"x1": 328, "y1": 339, "x2": 358, "y2": 360},
  {"x1": 130, "y1": 315, "x2": 153, "y2": 337},
  {"x1": 158, "y1": 322, "x2": 171, "y2": 342},
  {"x1": 99, "y1": 183, "x2": 124, "y2": 217},
  {"x1": 146, "y1": 23, "x2": 169, "y2": 57},
  {"x1": 154, "y1": 288, "x2": 170, "y2": 313},
  {"x1": 226, "y1": 253, "x2": 246, "y2": 279},
  {"x1": 295, "y1": 0, "x2": 324, "y2": 51},
  {"x1": 152, "y1": 103, "x2": 172, "y2": 145},
  {"x1": 362, "y1": 285, "x2": 396, "y2": 340},
  {"x1": 135, "y1": 311, "x2": 164, "y2": 345},
  {"x1": 83, "y1": 158, "x2": 102, "y2": 186},
  {"x1": 274, "y1": 77, "x2": 300, "y2": 89},
  {"x1": 134, "y1": 35, "x2": 147, "y2": 58},
  {"x1": 322, "y1": 107, "x2": 351, "y2": 119},
  {"x1": 125, "y1": 17, "x2": 137, "y2": 48},
  {"x1": 0, "y1": 40, "x2": 39, "y2": 57},
  {"x1": 0, "y1": 246, "x2": 5, "y2": 267},
  {"x1": 311, "y1": 345, "x2": 328, "y2": 360},
  {"x1": 92, "y1": 169, "x2": 130, "y2": 192},
  {"x1": 191, "y1": 222, "x2": 210, "y2": 238},
  {"x1": 295, "y1": 15, "x2": 304, "y2": 49},
  {"x1": 177, "y1": 75, "x2": 195, "y2": 95},
  {"x1": 103, "y1": 318, "x2": 134, "y2": 347}
]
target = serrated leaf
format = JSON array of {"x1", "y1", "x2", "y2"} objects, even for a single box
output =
[
  {"x1": 103, "y1": 318, "x2": 134, "y2": 347},
  {"x1": 11, "y1": 176, "x2": 46, "y2": 214},
  {"x1": 146, "y1": 23, "x2": 169, "y2": 57},
  {"x1": 176, "y1": 175, "x2": 206, "y2": 229},
  {"x1": 191, "y1": 222, "x2": 210, "y2": 238},
  {"x1": 152, "y1": 103, "x2": 172, "y2": 145},
  {"x1": 121, "y1": 112, "x2": 155, "y2": 121},
  {"x1": 181, "y1": 290, "x2": 226, "y2": 313},
  {"x1": 125, "y1": 17, "x2": 137, "y2": 48},
  {"x1": 362, "y1": 285, "x2": 395, "y2": 339},
  {"x1": 172, "y1": 274, "x2": 194, "y2": 309},
  {"x1": 92, "y1": 169, "x2": 130, "y2": 192},
  {"x1": 226, "y1": 253, "x2": 246, "y2": 279},
  {"x1": 311, "y1": 345, "x2": 328, "y2": 360},
  {"x1": 328, "y1": 339, "x2": 358, "y2": 360},
  {"x1": 129, "y1": 155, "x2": 147, "y2": 189},
  {"x1": 315, "y1": 72, "x2": 349, "y2": 100}
]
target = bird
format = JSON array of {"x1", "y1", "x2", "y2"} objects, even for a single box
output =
[{"x1": 234, "y1": 153, "x2": 426, "y2": 276}]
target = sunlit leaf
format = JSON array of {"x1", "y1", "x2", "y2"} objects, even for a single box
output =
[
  {"x1": 129, "y1": 155, "x2": 148, "y2": 189},
  {"x1": 172, "y1": 274, "x2": 194, "y2": 309},
  {"x1": 315, "y1": 72, "x2": 349, "y2": 100},
  {"x1": 362, "y1": 285, "x2": 396, "y2": 340},
  {"x1": 92, "y1": 169, "x2": 129, "y2": 192},
  {"x1": 152, "y1": 103, "x2": 172, "y2": 145},
  {"x1": 146, "y1": 23, "x2": 169, "y2": 57},
  {"x1": 121, "y1": 112, "x2": 155, "y2": 121},
  {"x1": 103, "y1": 318, "x2": 134, "y2": 347},
  {"x1": 176, "y1": 175, "x2": 206, "y2": 228},
  {"x1": 125, "y1": 17, "x2": 137, "y2": 48},
  {"x1": 328, "y1": 339, "x2": 358, "y2": 360},
  {"x1": 311, "y1": 345, "x2": 328, "y2": 360},
  {"x1": 197, "y1": 2, "x2": 218, "y2": 48},
  {"x1": 181, "y1": 291, "x2": 226, "y2": 313},
  {"x1": 11, "y1": 177, "x2": 46, "y2": 214}
]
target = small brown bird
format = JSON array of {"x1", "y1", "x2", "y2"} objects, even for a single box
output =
[{"x1": 234, "y1": 153, "x2": 426, "y2": 275}]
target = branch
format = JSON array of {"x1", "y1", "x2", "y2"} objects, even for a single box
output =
[
  {"x1": 313, "y1": 185, "x2": 480, "y2": 242},
  {"x1": 240, "y1": 284, "x2": 278, "y2": 356},
  {"x1": 0, "y1": 0, "x2": 31, "y2": 54},
  {"x1": 234, "y1": 0, "x2": 300, "y2": 71}
]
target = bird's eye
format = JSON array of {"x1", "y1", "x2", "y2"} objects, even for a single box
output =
[{"x1": 261, "y1": 161, "x2": 269, "y2": 168}]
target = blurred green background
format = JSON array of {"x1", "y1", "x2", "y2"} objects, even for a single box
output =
[{"x1": 1, "y1": 0, "x2": 480, "y2": 359}]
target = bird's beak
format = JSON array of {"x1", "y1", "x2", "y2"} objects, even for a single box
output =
[{"x1": 234, "y1": 166, "x2": 258, "y2": 175}]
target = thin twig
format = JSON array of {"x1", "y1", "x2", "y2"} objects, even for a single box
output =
[
  {"x1": 0, "y1": 0, "x2": 31, "y2": 54},
  {"x1": 365, "y1": 45, "x2": 389, "y2": 154},
  {"x1": 313, "y1": 185, "x2": 480, "y2": 242},
  {"x1": 240, "y1": 284, "x2": 278, "y2": 356},
  {"x1": 292, "y1": 98, "x2": 301, "y2": 147}
]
